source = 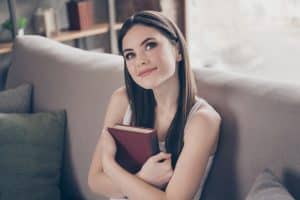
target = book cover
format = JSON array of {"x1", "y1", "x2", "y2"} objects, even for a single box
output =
[{"x1": 107, "y1": 124, "x2": 160, "y2": 173}]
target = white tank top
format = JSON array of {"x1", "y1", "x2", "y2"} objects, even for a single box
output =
[{"x1": 111, "y1": 97, "x2": 215, "y2": 200}]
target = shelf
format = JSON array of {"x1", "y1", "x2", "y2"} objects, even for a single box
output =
[
  {"x1": 0, "y1": 23, "x2": 122, "y2": 55},
  {"x1": 51, "y1": 23, "x2": 122, "y2": 42},
  {"x1": 0, "y1": 42, "x2": 12, "y2": 54}
]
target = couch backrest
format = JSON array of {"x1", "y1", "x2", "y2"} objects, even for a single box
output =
[
  {"x1": 6, "y1": 36, "x2": 123, "y2": 200},
  {"x1": 6, "y1": 36, "x2": 300, "y2": 200},
  {"x1": 195, "y1": 68, "x2": 300, "y2": 200}
]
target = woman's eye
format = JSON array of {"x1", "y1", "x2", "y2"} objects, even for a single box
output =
[
  {"x1": 145, "y1": 42, "x2": 157, "y2": 51},
  {"x1": 125, "y1": 53, "x2": 135, "y2": 60}
]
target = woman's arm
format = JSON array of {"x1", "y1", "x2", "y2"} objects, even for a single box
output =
[
  {"x1": 101, "y1": 106, "x2": 221, "y2": 200},
  {"x1": 88, "y1": 86, "x2": 172, "y2": 198},
  {"x1": 88, "y1": 86, "x2": 130, "y2": 198}
]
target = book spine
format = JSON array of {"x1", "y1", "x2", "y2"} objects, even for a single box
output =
[{"x1": 67, "y1": 2, "x2": 80, "y2": 30}]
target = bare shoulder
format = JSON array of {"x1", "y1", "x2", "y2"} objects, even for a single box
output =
[
  {"x1": 184, "y1": 100, "x2": 221, "y2": 153},
  {"x1": 196, "y1": 100, "x2": 221, "y2": 126},
  {"x1": 110, "y1": 86, "x2": 129, "y2": 106},
  {"x1": 103, "y1": 86, "x2": 129, "y2": 126},
  {"x1": 187, "y1": 99, "x2": 221, "y2": 128}
]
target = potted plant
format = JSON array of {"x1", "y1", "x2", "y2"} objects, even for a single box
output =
[{"x1": 0, "y1": 17, "x2": 28, "y2": 42}]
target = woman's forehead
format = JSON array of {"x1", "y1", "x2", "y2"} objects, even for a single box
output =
[{"x1": 122, "y1": 25, "x2": 165, "y2": 48}]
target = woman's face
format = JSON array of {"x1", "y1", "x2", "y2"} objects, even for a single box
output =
[{"x1": 122, "y1": 25, "x2": 181, "y2": 89}]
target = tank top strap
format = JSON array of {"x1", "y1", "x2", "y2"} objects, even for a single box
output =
[
  {"x1": 186, "y1": 96, "x2": 205, "y2": 122},
  {"x1": 122, "y1": 105, "x2": 132, "y2": 125}
]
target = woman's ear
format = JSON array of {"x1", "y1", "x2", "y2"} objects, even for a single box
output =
[
  {"x1": 175, "y1": 43, "x2": 182, "y2": 62},
  {"x1": 176, "y1": 53, "x2": 182, "y2": 62}
]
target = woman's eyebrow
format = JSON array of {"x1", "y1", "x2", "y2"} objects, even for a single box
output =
[
  {"x1": 123, "y1": 48, "x2": 133, "y2": 54},
  {"x1": 140, "y1": 37, "x2": 155, "y2": 47},
  {"x1": 123, "y1": 37, "x2": 156, "y2": 54}
]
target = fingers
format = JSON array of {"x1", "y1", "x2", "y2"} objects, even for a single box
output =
[
  {"x1": 151, "y1": 152, "x2": 171, "y2": 162},
  {"x1": 163, "y1": 156, "x2": 172, "y2": 165}
]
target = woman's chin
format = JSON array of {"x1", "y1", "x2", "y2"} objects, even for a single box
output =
[
  {"x1": 139, "y1": 84, "x2": 155, "y2": 90},
  {"x1": 137, "y1": 81, "x2": 159, "y2": 90}
]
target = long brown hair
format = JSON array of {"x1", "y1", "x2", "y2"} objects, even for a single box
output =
[{"x1": 118, "y1": 10, "x2": 197, "y2": 167}]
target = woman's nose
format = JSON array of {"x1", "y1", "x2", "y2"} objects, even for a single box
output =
[{"x1": 137, "y1": 57, "x2": 149, "y2": 68}]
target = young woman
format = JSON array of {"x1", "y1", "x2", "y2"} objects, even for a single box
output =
[{"x1": 88, "y1": 10, "x2": 221, "y2": 200}]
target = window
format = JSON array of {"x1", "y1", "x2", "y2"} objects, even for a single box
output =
[{"x1": 186, "y1": 0, "x2": 300, "y2": 70}]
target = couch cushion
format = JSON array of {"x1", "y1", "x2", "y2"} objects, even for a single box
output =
[
  {"x1": 246, "y1": 169, "x2": 295, "y2": 200},
  {"x1": 0, "y1": 83, "x2": 32, "y2": 113},
  {"x1": 0, "y1": 111, "x2": 65, "y2": 200}
]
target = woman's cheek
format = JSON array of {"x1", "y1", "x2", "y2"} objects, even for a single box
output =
[
  {"x1": 125, "y1": 62, "x2": 134, "y2": 74},
  {"x1": 128, "y1": 67, "x2": 136, "y2": 78},
  {"x1": 126, "y1": 66, "x2": 139, "y2": 83}
]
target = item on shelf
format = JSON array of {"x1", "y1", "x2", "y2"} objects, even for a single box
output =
[
  {"x1": 0, "y1": 28, "x2": 12, "y2": 43},
  {"x1": 66, "y1": 0, "x2": 94, "y2": 30},
  {"x1": 115, "y1": 0, "x2": 161, "y2": 22},
  {"x1": 33, "y1": 8, "x2": 58, "y2": 37},
  {"x1": 0, "y1": 17, "x2": 27, "y2": 42}
]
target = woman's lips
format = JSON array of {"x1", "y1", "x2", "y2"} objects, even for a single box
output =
[{"x1": 138, "y1": 67, "x2": 157, "y2": 77}]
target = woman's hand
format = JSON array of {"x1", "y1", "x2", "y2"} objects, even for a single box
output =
[
  {"x1": 136, "y1": 152, "x2": 174, "y2": 189},
  {"x1": 100, "y1": 129, "x2": 117, "y2": 168}
]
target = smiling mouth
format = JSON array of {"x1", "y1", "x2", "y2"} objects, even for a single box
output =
[{"x1": 138, "y1": 67, "x2": 158, "y2": 77}]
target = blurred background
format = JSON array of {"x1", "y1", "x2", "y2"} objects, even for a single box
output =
[
  {"x1": 1, "y1": 0, "x2": 300, "y2": 84},
  {"x1": 187, "y1": 0, "x2": 300, "y2": 83}
]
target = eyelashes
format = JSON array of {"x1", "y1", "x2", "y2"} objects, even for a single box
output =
[
  {"x1": 124, "y1": 41, "x2": 158, "y2": 61},
  {"x1": 124, "y1": 52, "x2": 135, "y2": 60},
  {"x1": 145, "y1": 41, "x2": 157, "y2": 50}
]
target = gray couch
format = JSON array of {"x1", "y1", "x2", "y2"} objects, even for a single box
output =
[{"x1": 5, "y1": 36, "x2": 300, "y2": 200}]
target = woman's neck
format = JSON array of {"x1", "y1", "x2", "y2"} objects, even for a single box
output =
[{"x1": 152, "y1": 72, "x2": 179, "y2": 112}]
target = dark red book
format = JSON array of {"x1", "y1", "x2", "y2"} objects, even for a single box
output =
[
  {"x1": 66, "y1": 0, "x2": 94, "y2": 30},
  {"x1": 107, "y1": 124, "x2": 159, "y2": 173}
]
